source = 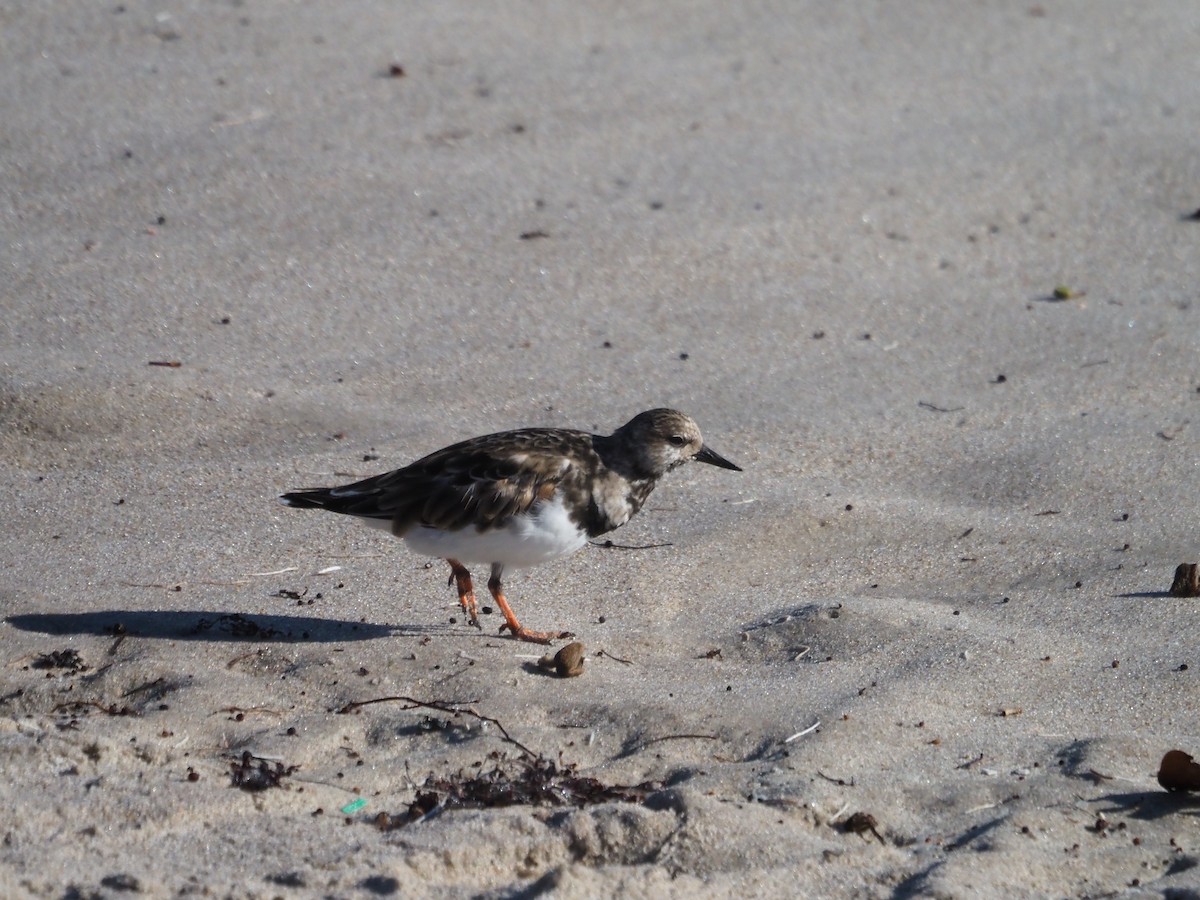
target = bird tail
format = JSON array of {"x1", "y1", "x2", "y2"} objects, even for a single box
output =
[
  {"x1": 279, "y1": 489, "x2": 341, "y2": 511},
  {"x1": 278, "y1": 487, "x2": 397, "y2": 528}
]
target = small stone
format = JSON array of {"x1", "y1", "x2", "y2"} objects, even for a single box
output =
[
  {"x1": 1170, "y1": 563, "x2": 1200, "y2": 598},
  {"x1": 538, "y1": 641, "x2": 585, "y2": 677}
]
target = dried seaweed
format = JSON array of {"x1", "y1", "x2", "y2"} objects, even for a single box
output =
[
  {"x1": 191, "y1": 614, "x2": 283, "y2": 640},
  {"x1": 338, "y1": 695, "x2": 536, "y2": 758},
  {"x1": 375, "y1": 754, "x2": 659, "y2": 829},
  {"x1": 52, "y1": 700, "x2": 138, "y2": 717},
  {"x1": 341, "y1": 694, "x2": 661, "y2": 829},
  {"x1": 228, "y1": 751, "x2": 299, "y2": 791},
  {"x1": 31, "y1": 649, "x2": 87, "y2": 672}
]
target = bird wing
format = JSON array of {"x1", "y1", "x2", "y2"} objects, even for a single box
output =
[{"x1": 324, "y1": 429, "x2": 589, "y2": 534}]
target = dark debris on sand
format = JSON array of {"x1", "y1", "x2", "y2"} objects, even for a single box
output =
[
  {"x1": 374, "y1": 753, "x2": 660, "y2": 829},
  {"x1": 228, "y1": 751, "x2": 299, "y2": 791},
  {"x1": 191, "y1": 613, "x2": 285, "y2": 640},
  {"x1": 30, "y1": 648, "x2": 88, "y2": 673}
]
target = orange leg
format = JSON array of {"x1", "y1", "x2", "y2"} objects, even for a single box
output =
[
  {"x1": 487, "y1": 565, "x2": 572, "y2": 644},
  {"x1": 445, "y1": 559, "x2": 480, "y2": 629}
]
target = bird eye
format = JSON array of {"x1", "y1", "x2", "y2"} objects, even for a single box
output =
[{"x1": 668, "y1": 434, "x2": 687, "y2": 447}]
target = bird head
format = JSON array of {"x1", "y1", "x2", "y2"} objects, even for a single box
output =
[{"x1": 616, "y1": 408, "x2": 742, "y2": 477}]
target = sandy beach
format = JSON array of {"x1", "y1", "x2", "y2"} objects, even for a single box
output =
[{"x1": 4, "y1": 2, "x2": 1200, "y2": 896}]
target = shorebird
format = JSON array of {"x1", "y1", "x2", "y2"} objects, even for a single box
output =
[{"x1": 280, "y1": 408, "x2": 740, "y2": 643}]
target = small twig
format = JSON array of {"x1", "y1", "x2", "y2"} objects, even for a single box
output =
[
  {"x1": 638, "y1": 733, "x2": 719, "y2": 750},
  {"x1": 336, "y1": 696, "x2": 536, "y2": 759},
  {"x1": 589, "y1": 540, "x2": 674, "y2": 551},
  {"x1": 82, "y1": 663, "x2": 114, "y2": 682},
  {"x1": 817, "y1": 771, "x2": 855, "y2": 786},
  {"x1": 965, "y1": 793, "x2": 1021, "y2": 815},
  {"x1": 120, "y1": 677, "x2": 165, "y2": 698},
  {"x1": 247, "y1": 567, "x2": 299, "y2": 577},
  {"x1": 784, "y1": 721, "x2": 821, "y2": 743},
  {"x1": 596, "y1": 649, "x2": 633, "y2": 665},
  {"x1": 956, "y1": 753, "x2": 985, "y2": 770},
  {"x1": 918, "y1": 401, "x2": 964, "y2": 413},
  {"x1": 432, "y1": 661, "x2": 475, "y2": 684},
  {"x1": 213, "y1": 706, "x2": 286, "y2": 718},
  {"x1": 213, "y1": 109, "x2": 270, "y2": 128},
  {"x1": 964, "y1": 801, "x2": 1001, "y2": 814},
  {"x1": 53, "y1": 700, "x2": 138, "y2": 717}
]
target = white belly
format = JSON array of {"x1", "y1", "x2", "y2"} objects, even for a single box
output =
[{"x1": 402, "y1": 495, "x2": 588, "y2": 567}]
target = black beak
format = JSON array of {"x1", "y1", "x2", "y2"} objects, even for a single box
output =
[{"x1": 693, "y1": 444, "x2": 742, "y2": 471}]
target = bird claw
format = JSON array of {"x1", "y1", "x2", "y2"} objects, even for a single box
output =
[{"x1": 497, "y1": 623, "x2": 573, "y2": 645}]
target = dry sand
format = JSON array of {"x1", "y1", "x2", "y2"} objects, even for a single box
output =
[{"x1": 4, "y1": 1, "x2": 1200, "y2": 897}]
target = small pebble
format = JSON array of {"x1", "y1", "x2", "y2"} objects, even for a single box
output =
[{"x1": 538, "y1": 641, "x2": 585, "y2": 677}]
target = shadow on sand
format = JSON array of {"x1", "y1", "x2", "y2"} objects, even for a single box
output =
[{"x1": 6, "y1": 609, "x2": 442, "y2": 643}]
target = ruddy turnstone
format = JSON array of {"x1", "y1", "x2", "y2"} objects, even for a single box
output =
[{"x1": 280, "y1": 408, "x2": 741, "y2": 643}]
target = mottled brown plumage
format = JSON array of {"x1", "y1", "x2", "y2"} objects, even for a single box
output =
[{"x1": 281, "y1": 409, "x2": 740, "y2": 643}]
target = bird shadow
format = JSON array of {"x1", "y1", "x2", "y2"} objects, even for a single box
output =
[
  {"x1": 5, "y1": 609, "x2": 441, "y2": 643},
  {"x1": 1095, "y1": 788, "x2": 1200, "y2": 821}
]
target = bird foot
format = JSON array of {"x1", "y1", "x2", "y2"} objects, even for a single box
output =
[
  {"x1": 498, "y1": 623, "x2": 574, "y2": 645},
  {"x1": 446, "y1": 559, "x2": 480, "y2": 626}
]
